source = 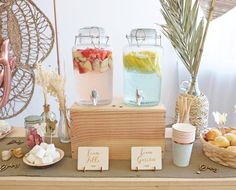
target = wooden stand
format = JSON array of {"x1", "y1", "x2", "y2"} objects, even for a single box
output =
[{"x1": 70, "y1": 99, "x2": 166, "y2": 160}]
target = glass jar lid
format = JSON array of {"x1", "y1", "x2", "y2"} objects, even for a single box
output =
[
  {"x1": 126, "y1": 28, "x2": 161, "y2": 46},
  {"x1": 24, "y1": 115, "x2": 42, "y2": 124},
  {"x1": 74, "y1": 26, "x2": 109, "y2": 47}
]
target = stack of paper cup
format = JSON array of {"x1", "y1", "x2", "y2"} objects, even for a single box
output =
[
  {"x1": 172, "y1": 123, "x2": 196, "y2": 167},
  {"x1": 172, "y1": 123, "x2": 196, "y2": 144}
]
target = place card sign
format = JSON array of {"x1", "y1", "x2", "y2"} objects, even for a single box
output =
[
  {"x1": 77, "y1": 147, "x2": 109, "y2": 171},
  {"x1": 131, "y1": 147, "x2": 162, "y2": 171}
]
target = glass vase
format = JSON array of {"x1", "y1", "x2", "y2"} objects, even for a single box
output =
[
  {"x1": 41, "y1": 104, "x2": 57, "y2": 136},
  {"x1": 58, "y1": 109, "x2": 71, "y2": 143}
]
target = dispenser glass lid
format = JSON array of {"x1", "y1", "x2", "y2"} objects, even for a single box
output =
[
  {"x1": 74, "y1": 26, "x2": 109, "y2": 47},
  {"x1": 126, "y1": 28, "x2": 161, "y2": 46}
]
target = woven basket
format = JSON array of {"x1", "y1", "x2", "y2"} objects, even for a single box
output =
[{"x1": 200, "y1": 131, "x2": 236, "y2": 168}]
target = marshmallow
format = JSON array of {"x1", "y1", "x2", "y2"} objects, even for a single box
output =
[
  {"x1": 34, "y1": 146, "x2": 46, "y2": 159},
  {"x1": 40, "y1": 142, "x2": 48, "y2": 150},
  {"x1": 45, "y1": 144, "x2": 56, "y2": 156},
  {"x1": 30, "y1": 145, "x2": 41, "y2": 155},
  {"x1": 42, "y1": 155, "x2": 53, "y2": 164},
  {"x1": 47, "y1": 144, "x2": 56, "y2": 152},
  {"x1": 34, "y1": 158, "x2": 43, "y2": 165},
  {"x1": 51, "y1": 151, "x2": 60, "y2": 161},
  {"x1": 26, "y1": 153, "x2": 37, "y2": 164},
  {"x1": 26, "y1": 143, "x2": 61, "y2": 165}
]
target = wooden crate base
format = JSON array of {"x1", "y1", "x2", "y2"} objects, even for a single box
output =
[{"x1": 70, "y1": 99, "x2": 166, "y2": 160}]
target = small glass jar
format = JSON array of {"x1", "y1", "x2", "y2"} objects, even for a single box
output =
[
  {"x1": 123, "y1": 28, "x2": 163, "y2": 106},
  {"x1": 72, "y1": 26, "x2": 113, "y2": 106},
  {"x1": 25, "y1": 115, "x2": 45, "y2": 149},
  {"x1": 41, "y1": 104, "x2": 57, "y2": 136}
]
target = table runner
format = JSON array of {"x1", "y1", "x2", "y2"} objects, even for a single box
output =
[{"x1": 0, "y1": 137, "x2": 235, "y2": 178}]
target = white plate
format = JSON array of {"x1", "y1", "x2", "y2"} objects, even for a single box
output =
[
  {"x1": 23, "y1": 148, "x2": 65, "y2": 167},
  {"x1": 0, "y1": 127, "x2": 13, "y2": 140}
]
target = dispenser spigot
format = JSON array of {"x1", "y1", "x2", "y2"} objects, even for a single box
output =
[
  {"x1": 136, "y1": 89, "x2": 143, "y2": 106},
  {"x1": 90, "y1": 90, "x2": 99, "y2": 106}
]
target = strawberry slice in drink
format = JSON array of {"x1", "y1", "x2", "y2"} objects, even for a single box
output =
[
  {"x1": 73, "y1": 55, "x2": 93, "y2": 74},
  {"x1": 77, "y1": 60, "x2": 92, "y2": 74},
  {"x1": 73, "y1": 48, "x2": 112, "y2": 73},
  {"x1": 81, "y1": 48, "x2": 93, "y2": 58},
  {"x1": 99, "y1": 50, "x2": 108, "y2": 60}
]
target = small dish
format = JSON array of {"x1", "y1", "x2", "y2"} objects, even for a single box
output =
[
  {"x1": 23, "y1": 148, "x2": 64, "y2": 167},
  {"x1": 0, "y1": 127, "x2": 13, "y2": 140}
]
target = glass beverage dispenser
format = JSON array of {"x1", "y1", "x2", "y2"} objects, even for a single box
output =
[
  {"x1": 123, "y1": 28, "x2": 162, "y2": 106},
  {"x1": 72, "y1": 27, "x2": 113, "y2": 106}
]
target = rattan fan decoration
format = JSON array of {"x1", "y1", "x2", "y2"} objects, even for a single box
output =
[
  {"x1": 0, "y1": 0, "x2": 54, "y2": 119},
  {"x1": 200, "y1": 0, "x2": 236, "y2": 20}
]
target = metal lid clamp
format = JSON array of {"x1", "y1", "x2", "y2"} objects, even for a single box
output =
[
  {"x1": 74, "y1": 26, "x2": 109, "y2": 49},
  {"x1": 126, "y1": 28, "x2": 162, "y2": 47}
]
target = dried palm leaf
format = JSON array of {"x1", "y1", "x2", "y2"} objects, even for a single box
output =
[
  {"x1": 200, "y1": 0, "x2": 236, "y2": 20},
  {"x1": 160, "y1": 0, "x2": 216, "y2": 94}
]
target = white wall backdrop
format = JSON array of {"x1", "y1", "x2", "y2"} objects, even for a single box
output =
[
  {"x1": 6, "y1": 0, "x2": 236, "y2": 128},
  {"x1": 8, "y1": 0, "x2": 178, "y2": 127}
]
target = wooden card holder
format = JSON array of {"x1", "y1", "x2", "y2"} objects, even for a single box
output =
[{"x1": 70, "y1": 98, "x2": 166, "y2": 160}]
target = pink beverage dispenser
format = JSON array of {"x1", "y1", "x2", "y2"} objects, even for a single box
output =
[{"x1": 72, "y1": 27, "x2": 113, "y2": 106}]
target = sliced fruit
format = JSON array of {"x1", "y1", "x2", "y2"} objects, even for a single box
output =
[
  {"x1": 78, "y1": 60, "x2": 92, "y2": 74},
  {"x1": 108, "y1": 58, "x2": 112, "y2": 68},
  {"x1": 100, "y1": 58, "x2": 109, "y2": 73},
  {"x1": 81, "y1": 48, "x2": 93, "y2": 58},
  {"x1": 73, "y1": 59, "x2": 79, "y2": 69},
  {"x1": 99, "y1": 50, "x2": 108, "y2": 60},
  {"x1": 72, "y1": 50, "x2": 82, "y2": 59},
  {"x1": 72, "y1": 48, "x2": 112, "y2": 73},
  {"x1": 92, "y1": 59, "x2": 100, "y2": 72},
  {"x1": 123, "y1": 51, "x2": 161, "y2": 76}
]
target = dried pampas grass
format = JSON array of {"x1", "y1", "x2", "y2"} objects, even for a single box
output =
[
  {"x1": 36, "y1": 63, "x2": 67, "y2": 115},
  {"x1": 36, "y1": 63, "x2": 50, "y2": 105},
  {"x1": 47, "y1": 70, "x2": 66, "y2": 112}
]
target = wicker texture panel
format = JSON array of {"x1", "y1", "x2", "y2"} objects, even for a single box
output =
[{"x1": 0, "y1": 0, "x2": 54, "y2": 119}]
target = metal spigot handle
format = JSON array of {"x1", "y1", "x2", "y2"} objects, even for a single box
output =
[
  {"x1": 90, "y1": 90, "x2": 99, "y2": 106},
  {"x1": 136, "y1": 89, "x2": 143, "y2": 106}
]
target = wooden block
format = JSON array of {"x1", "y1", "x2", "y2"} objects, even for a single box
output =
[{"x1": 70, "y1": 98, "x2": 166, "y2": 160}]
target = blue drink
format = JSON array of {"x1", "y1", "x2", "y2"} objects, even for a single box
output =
[{"x1": 124, "y1": 69, "x2": 161, "y2": 106}]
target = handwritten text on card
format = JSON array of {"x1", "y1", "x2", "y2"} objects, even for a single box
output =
[
  {"x1": 131, "y1": 147, "x2": 162, "y2": 170},
  {"x1": 77, "y1": 147, "x2": 109, "y2": 171}
]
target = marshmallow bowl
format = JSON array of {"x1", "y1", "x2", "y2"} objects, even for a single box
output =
[{"x1": 23, "y1": 143, "x2": 64, "y2": 167}]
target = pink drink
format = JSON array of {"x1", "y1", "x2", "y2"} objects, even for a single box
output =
[
  {"x1": 74, "y1": 68, "x2": 112, "y2": 105},
  {"x1": 73, "y1": 48, "x2": 113, "y2": 106}
]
